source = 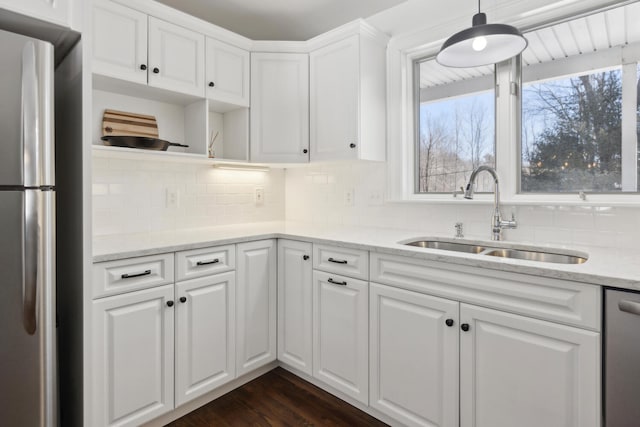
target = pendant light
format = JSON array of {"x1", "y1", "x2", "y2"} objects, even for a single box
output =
[{"x1": 436, "y1": 0, "x2": 527, "y2": 68}]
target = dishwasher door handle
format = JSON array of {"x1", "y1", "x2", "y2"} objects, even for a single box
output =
[{"x1": 619, "y1": 300, "x2": 640, "y2": 316}]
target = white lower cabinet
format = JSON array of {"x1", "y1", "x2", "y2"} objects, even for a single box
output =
[
  {"x1": 369, "y1": 283, "x2": 459, "y2": 427},
  {"x1": 236, "y1": 240, "x2": 277, "y2": 376},
  {"x1": 313, "y1": 270, "x2": 369, "y2": 404},
  {"x1": 369, "y1": 282, "x2": 601, "y2": 427},
  {"x1": 92, "y1": 284, "x2": 175, "y2": 427},
  {"x1": 175, "y1": 272, "x2": 236, "y2": 406},
  {"x1": 277, "y1": 239, "x2": 313, "y2": 375},
  {"x1": 460, "y1": 303, "x2": 600, "y2": 427}
]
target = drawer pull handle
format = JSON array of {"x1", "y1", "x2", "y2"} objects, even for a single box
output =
[
  {"x1": 619, "y1": 300, "x2": 640, "y2": 316},
  {"x1": 197, "y1": 258, "x2": 220, "y2": 266},
  {"x1": 328, "y1": 257, "x2": 347, "y2": 264},
  {"x1": 328, "y1": 278, "x2": 347, "y2": 286},
  {"x1": 121, "y1": 269, "x2": 151, "y2": 279}
]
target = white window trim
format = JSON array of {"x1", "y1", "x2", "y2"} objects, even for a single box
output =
[{"x1": 386, "y1": 0, "x2": 640, "y2": 206}]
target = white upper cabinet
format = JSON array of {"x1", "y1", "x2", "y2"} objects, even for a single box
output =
[
  {"x1": 310, "y1": 29, "x2": 387, "y2": 162},
  {"x1": 0, "y1": 0, "x2": 70, "y2": 28},
  {"x1": 148, "y1": 16, "x2": 205, "y2": 97},
  {"x1": 459, "y1": 303, "x2": 600, "y2": 427},
  {"x1": 206, "y1": 38, "x2": 250, "y2": 106},
  {"x1": 92, "y1": 1, "x2": 148, "y2": 85},
  {"x1": 250, "y1": 53, "x2": 309, "y2": 163},
  {"x1": 92, "y1": 3, "x2": 205, "y2": 98}
]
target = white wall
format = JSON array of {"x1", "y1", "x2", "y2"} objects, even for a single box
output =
[
  {"x1": 92, "y1": 157, "x2": 284, "y2": 236},
  {"x1": 285, "y1": 162, "x2": 640, "y2": 251}
]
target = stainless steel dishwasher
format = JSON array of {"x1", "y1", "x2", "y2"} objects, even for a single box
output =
[{"x1": 605, "y1": 288, "x2": 640, "y2": 427}]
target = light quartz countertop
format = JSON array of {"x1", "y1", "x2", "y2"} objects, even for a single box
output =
[{"x1": 93, "y1": 221, "x2": 640, "y2": 291}]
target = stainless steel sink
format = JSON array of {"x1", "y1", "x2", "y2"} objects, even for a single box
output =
[
  {"x1": 404, "y1": 240, "x2": 486, "y2": 254},
  {"x1": 484, "y1": 248, "x2": 587, "y2": 264},
  {"x1": 402, "y1": 238, "x2": 588, "y2": 264}
]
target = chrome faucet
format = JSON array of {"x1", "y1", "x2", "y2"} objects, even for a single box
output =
[{"x1": 463, "y1": 165, "x2": 517, "y2": 241}]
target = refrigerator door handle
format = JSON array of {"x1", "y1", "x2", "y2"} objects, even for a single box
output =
[
  {"x1": 23, "y1": 190, "x2": 39, "y2": 334},
  {"x1": 21, "y1": 41, "x2": 39, "y2": 188}
]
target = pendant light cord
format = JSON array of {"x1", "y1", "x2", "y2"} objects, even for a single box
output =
[{"x1": 478, "y1": 0, "x2": 481, "y2": 14}]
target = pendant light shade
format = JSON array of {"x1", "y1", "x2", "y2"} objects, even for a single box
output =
[{"x1": 436, "y1": 3, "x2": 527, "y2": 68}]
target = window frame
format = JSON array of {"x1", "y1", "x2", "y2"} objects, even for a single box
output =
[{"x1": 387, "y1": 0, "x2": 640, "y2": 206}]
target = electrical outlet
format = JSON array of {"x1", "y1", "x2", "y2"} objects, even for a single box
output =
[
  {"x1": 368, "y1": 190, "x2": 383, "y2": 205},
  {"x1": 166, "y1": 188, "x2": 179, "y2": 208},
  {"x1": 344, "y1": 188, "x2": 355, "y2": 206},
  {"x1": 255, "y1": 187, "x2": 265, "y2": 205}
]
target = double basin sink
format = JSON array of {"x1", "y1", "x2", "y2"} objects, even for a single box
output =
[{"x1": 403, "y1": 239, "x2": 588, "y2": 265}]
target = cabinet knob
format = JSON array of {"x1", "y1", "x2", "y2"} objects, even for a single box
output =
[
  {"x1": 349, "y1": 143, "x2": 356, "y2": 148},
  {"x1": 166, "y1": 300, "x2": 174, "y2": 307},
  {"x1": 303, "y1": 255, "x2": 309, "y2": 260},
  {"x1": 153, "y1": 67, "x2": 160, "y2": 74},
  {"x1": 303, "y1": 149, "x2": 308, "y2": 154},
  {"x1": 461, "y1": 323, "x2": 470, "y2": 332},
  {"x1": 445, "y1": 318, "x2": 454, "y2": 327},
  {"x1": 140, "y1": 64, "x2": 147, "y2": 71},
  {"x1": 179, "y1": 296, "x2": 187, "y2": 303},
  {"x1": 209, "y1": 81, "x2": 215, "y2": 87}
]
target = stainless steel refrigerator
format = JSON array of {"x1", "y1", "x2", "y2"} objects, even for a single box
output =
[{"x1": 0, "y1": 28, "x2": 56, "y2": 427}]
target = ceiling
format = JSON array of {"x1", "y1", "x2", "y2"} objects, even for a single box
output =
[
  {"x1": 154, "y1": 0, "x2": 407, "y2": 41},
  {"x1": 420, "y1": 1, "x2": 640, "y2": 90}
]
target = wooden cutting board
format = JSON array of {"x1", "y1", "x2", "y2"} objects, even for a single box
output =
[{"x1": 102, "y1": 109, "x2": 159, "y2": 138}]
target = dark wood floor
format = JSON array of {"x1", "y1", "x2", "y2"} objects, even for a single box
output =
[{"x1": 166, "y1": 367, "x2": 389, "y2": 426}]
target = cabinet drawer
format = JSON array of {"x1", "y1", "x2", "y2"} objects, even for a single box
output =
[
  {"x1": 92, "y1": 253, "x2": 174, "y2": 299},
  {"x1": 313, "y1": 244, "x2": 368, "y2": 280},
  {"x1": 370, "y1": 252, "x2": 601, "y2": 330},
  {"x1": 176, "y1": 245, "x2": 235, "y2": 281}
]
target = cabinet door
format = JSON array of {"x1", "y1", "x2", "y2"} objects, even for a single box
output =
[
  {"x1": 92, "y1": 1, "x2": 148, "y2": 85},
  {"x1": 310, "y1": 35, "x2": 359, "y2": 161},
  {"x1": 206, "y1": 38, "x2": 250, "y2": 106},
  {"x1": 175, "y1": 272, "x2": 236, "y2": 406},
  {"x1": 460, "y1": 304, "x2": 600, "y2": 427},
  {"x1": 370, "y1": 283, "x2": 459, "y2": 427},
  {"x1": 313, "y1": 270, "x2": 368, "y2": 404},
  {"x1": 0, "y1": 0, "x2": 69, "y2": 27},
  {"x1": 92, "y1": 285, "x2": 174, "y2": 427},
  {"x1": 277, "y1": 240, "x2": 313, "y2": 374},
  {"x1": 250, "y1": 53, "x2": 309, "y2": 163},
  {"x1": 236, "y1": 240, "x2": 277, "y2": 376},
  {"x1": 148, "y1": 17, "x2": 205, "y2": 97}
]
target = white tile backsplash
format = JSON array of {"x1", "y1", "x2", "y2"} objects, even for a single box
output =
[
  {"x1": 284, "y1": 162, "x2": 640, "y2": 251},
  {"x1": 93, "y1": 158, "x2": 640, "y2": 252},
  {"x1": 92, "y1": 158, "x2": 285, "y2": 236}
]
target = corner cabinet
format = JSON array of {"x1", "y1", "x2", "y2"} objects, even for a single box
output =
[
  {"x1": 277, "y1": 239, "x2": 313, "y2": 374},
  {"x1": 250, "y1": 52, "x2": 310, "y2": 163},
  {"x1": 310, "y1": 27, "x2": 388, "y2": 162},
  {"x1": 236, "y1": 240, "x2": 277, "y2": 376}
]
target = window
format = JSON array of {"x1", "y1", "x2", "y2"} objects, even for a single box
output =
[
  {"x1": 521, "y1": 67, "x2": 624, "y2": 192},
  {"x1": 406, "y1": 2, "x2": 640, "y2": 201},
  {"x1": 416, "y1": 59, "x2": 495, "y2": 193}
]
